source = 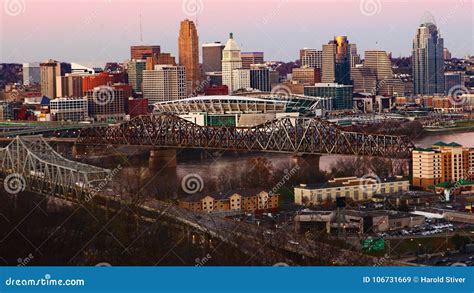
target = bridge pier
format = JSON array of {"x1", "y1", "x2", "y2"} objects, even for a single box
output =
[
  {"x1": 149, "y1": 148, "x2": 177, "y2": 170},
  {"x1": 293, "y1": 154, "x2": 321, "y2": 183}
]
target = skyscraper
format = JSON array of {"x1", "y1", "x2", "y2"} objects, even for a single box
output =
[
  {"x1": 143, "y1": 65, "x2": 187, "y2": 104},
  {"x1": 300, "y1": 49, "x2": 322, "y2": 68},
  {"x1": 322, "y1": 36, "x2": 351, "y2": 85},
  {"x1": 130, "y1": 45, "x2": 161, "y2": 60},
  {"x1": 364, "y1": 50, "x2": 393, "y2": 81},
  {"x1": 178, "y1": 19, "x2": 200, "y2": 90},
  {"x1": 222, "y1": 33, "x2": 242, "y2": 94},
  {"x1": 241, "y1": 52, "x2": 264, "y2": 69},
  {"x1": 23, "y1": 62, "x2": 40, "y2": 84},
  {"x1": 127, "y1": 60, "x2": 147, "y2": 93},
  {"x1": 349, "y1": 44, "x2": 361, "y2": 68},
  {"x1": 412, "y1": 22, "x2": 444, "y2": 95},
  {"x1": 250, "y1": 64, "x2": 271, "y2": 92},
  {"x1": 40, "y1": 60, "x2": 71, "y2": 99},
  {"x1": 202, "y1": 42, "x2": 225, "y2": 73}
]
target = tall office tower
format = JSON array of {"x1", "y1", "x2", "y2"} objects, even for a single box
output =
[
  {"x1": 299, "y1": 49, "x2": 322, "y2": 68},
  {"x1": 349, "y1": 44, "x2": 361, "y2": 68},
  {"x1": 412, "y1": 22, "x2": 445, "y2": 95},
  {"x1": 142, "y1": 65, "x2": 187, "y2": 104},
  {"x1": 364, "y1": 50, "x2": 393, "y2": 81},
  {"x1": 40, "y1": 60, "x2": 71, "y2": 99},
  {"x1": 232, "y1": 69, "x2": 251, "y2": 91},
  {"x1": 350, "y1": 66, "x2": 377, "y2": 93},
  {"x1": 130, "y1": 45, "x2": 161, "y2": 60},
  {"x1": 127, "y1": 59, "x2": 147, "y2": 93},
  {"x1": 222, "y1": 33, "x2": 242, "y2": 94},
  {"x1": 250, "y1": 64, "x2": 271, "y2": 92},
  {"x1": 202, "y1": 42, "x2": 225, "y2": 72},
  {"x1": 85, "y1": 85, "x2": 127, "y2": 122},
  {"x1": 444, "y1": 72, "x2": 464, "y2": 95},
  {"x1": 57, "y1": 73, "x2": 85, "y2": 97},
  {"x1": 23, "y1": 62, "x2": 41, "y2": 84},
  {"x1": 443, "y1": 48, "x2": 452, "y2": 60},
  {"x1": 322, "y1": 36, "x2": 351, "y2": 85},
  {"x1": 178, "y1": 19, "x2": 200, "y2": 90},
  {"x1": 241, "y1": 52, "x2": 264, "y2": 69},
  {"x1": 146, "y1": 53, "x2": 177, "y2": 70}
]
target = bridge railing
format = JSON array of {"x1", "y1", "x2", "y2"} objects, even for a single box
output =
[{"x1": 77, "y1": 114, "x2": 414, "y2": 158}]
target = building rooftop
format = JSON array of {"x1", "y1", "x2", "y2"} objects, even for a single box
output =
[
  {"x1": 433, "y1": 141, "x2": 462, "y2": 147},
  {"x1": 179, "y1": 188, "x2": 268, "y2": 202}
]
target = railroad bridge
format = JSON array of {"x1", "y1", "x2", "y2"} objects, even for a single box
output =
[{"x1": 77, "y1": 114, "x2": 415, "y2": 158}]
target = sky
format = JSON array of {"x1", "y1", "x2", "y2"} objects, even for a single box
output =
[{"x1": 0, "y1": 0, "x2": 472, "y2": 67}]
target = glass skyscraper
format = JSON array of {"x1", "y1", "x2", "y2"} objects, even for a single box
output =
[{"x1": 412, "y1": 22, "x2": 444, "y2": 95}]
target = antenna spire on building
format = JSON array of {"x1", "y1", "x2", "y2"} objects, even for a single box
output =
[{"x1": 139, "y1": 13, "x2": 143, "y2": 43}]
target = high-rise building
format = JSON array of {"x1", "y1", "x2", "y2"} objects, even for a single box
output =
[
  {"x1": 130, "y1": 45, "x2": 161, "y2": 60},
  {"x1": 146, "y1": 53, "x2": 176, "y2": 70},
  {"x1": 57, "y1": 73, "x2": 85, "y2": 97},
  {"x1": 292, "y1": 67, "x2": 321, "y2": 85},
  {"x1": 85, "y1": 85, "x2": 127, "y2": 122},
  {"x1": 349, "y1": 44, "x2": 361, "y2": 68},
  {"x1": 443, "y1": 48, "x2": 452, "y2": 60},
  {"x1": 142, "y1": 65, "x2": 187, "y2": 104},
  {"x1": 178, "y1": 19, "x2": 200, "y2": 90},
  {"x1": 40, "y1": 60, "x2": 71, "y2": 99},
  {"x1": 232, "y1": 69, "x2": 251, "y2": 92},
  {"x1": 350, "y1": 66, "x2": 377, "y2": 93},
  {"x1": 444, "y1": 72, "x2": 464, "y2": 95},
  {"x1": 364, "y1": 50, "x2": 393, "y2": 82},
  {"x1": 412, "y1": 22, "x2": 445, "y2": 95},
  {"x1": 22, "y1": 62, "x2": 40, "y2": 85},
  {"x1": 241, "y1": 52, "x2": 264, "y2": 69},
  {"x1": 299, "y1": 49, "x2": 322, "y2": 68},
  {"x1": 322, "y1": 36, "x2": 351, "y2": 85},
  {"x1": 202, "y1": 42, "x2": 225, "y2": 73},
  {"x1": 412, "y1": 142, "x2": 474, "y2": 190},
  {"x1": 222, "y1": 33, "x2": 242, "y2": 94},
  {"x1": 127, "y1": 59, "x2": 147, "y2": 93},
  {"x1": 304, "y1": 83, "x2": 353, "y2": 110},
  {"x1": 250, "y1": 64, "x2": 271, "y2": 92}
]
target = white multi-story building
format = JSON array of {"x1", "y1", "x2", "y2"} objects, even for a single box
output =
[
  {"x1": 232, "y1": 68, "x2": 250, "y2": 92},
  {"x1": 50, "y1": 97, "x2": 89, "y2": 121},
  {"x1": 222, "y1": 33, "x2": 242, "y2": 94},
  {"x1": 143, "y1": 65, "x2": 187, "y2": 104}
]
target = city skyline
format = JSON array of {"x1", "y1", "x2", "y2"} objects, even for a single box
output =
[{"x1": 1, "y1": 0, "x2": 472, "y2": 66}]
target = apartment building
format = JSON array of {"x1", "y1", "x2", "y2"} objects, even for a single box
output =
[
  {"x1": 178, "y1": 189, "x2": 279, "y2": 214},
  {"x1": 412, "y1": 141, "x2": 474, "y2": 190}
]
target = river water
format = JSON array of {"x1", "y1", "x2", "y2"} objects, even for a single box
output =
[{"x1": 174, "y1": 131, "x2": 474, "y2": 174}]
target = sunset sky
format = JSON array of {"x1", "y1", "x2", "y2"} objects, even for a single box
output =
[{"x1": 1, "y1": 0, "x2": 472, "y2": 66}]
